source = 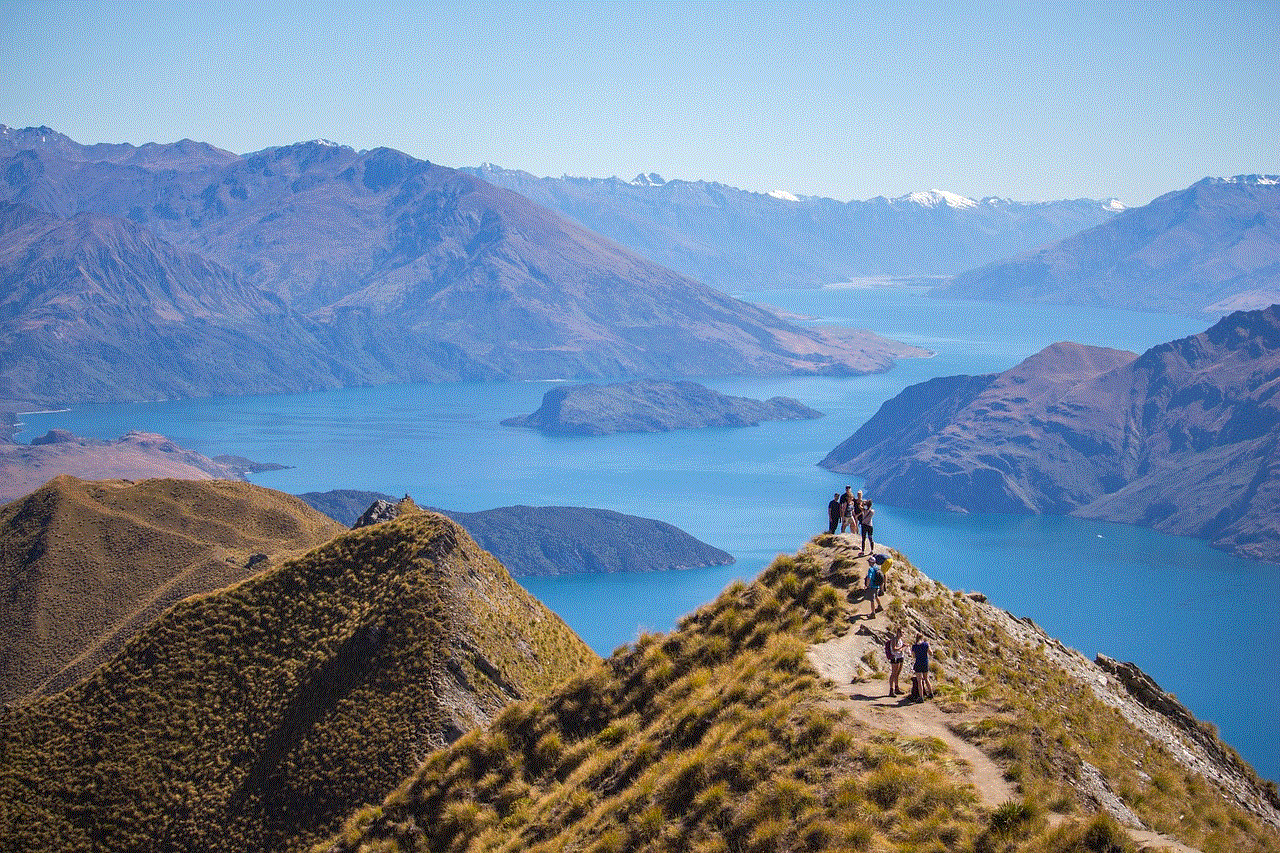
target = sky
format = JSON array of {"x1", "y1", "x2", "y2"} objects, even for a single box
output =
[{"x1": 1, "y1": 0, "x2": 1275, "y2": 207}]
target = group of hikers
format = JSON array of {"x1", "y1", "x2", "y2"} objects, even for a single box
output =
[
  {"x1": 883, "y1": 626, "x2": 934, "y2": 700},
  {"x1": 824, "y1": 488, "x2": 934, "y2": 701},
  {"x1": 826, "y1": 485, "x2": 874, "y2": 552}
]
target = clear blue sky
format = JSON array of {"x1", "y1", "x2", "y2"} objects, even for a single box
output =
[{"x1": 1, "y1": 0, "x2": 1275, "y2": 206}]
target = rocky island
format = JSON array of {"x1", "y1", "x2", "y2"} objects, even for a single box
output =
[
  {"x1": 821, "y1": 305, "x2": 1280, "y2": 563},
  {"x1": 502, "y1": 378, "x2": 823, "y2": 435}
]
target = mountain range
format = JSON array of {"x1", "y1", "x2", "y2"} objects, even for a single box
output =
[
  {"x1": 821, "y1": 305, "x2": 1280, "y2": 563},
  {"x1": 941, "y1": 176, "x2": 1280, "y2": 314},
  {"x1": 464, "y1": 164, "x2": 1124, "y2": 291},
  {"x1": 0, "y1": 125, "x2": 922, "y2": 407}
]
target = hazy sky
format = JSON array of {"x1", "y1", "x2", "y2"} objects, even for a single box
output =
[{"x1": 1, "y1": 0, "x2": 1275, "y2": 206}]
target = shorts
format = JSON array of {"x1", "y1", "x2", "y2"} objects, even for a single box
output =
[
  {"x1": 913, "y1": 660, "x2": 929, "y2": 674},
  {"x1": 866, "y1": 585, "x2": 881, "y2": 599}
]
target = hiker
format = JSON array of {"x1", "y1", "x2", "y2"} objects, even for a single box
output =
[
  {"x1": 826, "y1": 492, "x2": 841, "y2": 534},
  {"x1": 885, "y1": 626, "x2": 906, "y2": 696},
  {"x1": 860, "y1": 500, "x2": 875, "y2": 553},
  {"x1": 865, "y1": 557, "x2": 884, "y2": 616},
  {"x1": 910, "y1": 632, "x2": 933, "y2": 700},
  {"x1": 839, "y1": 486, "x2": 855, "y2": 533}
]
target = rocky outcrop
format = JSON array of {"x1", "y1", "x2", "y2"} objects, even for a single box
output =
[
  {"x1": 941, "y1": 175, "x2": 1280, "y2": 314},
  {"x1": 821, "y1": 306, "x2": 1280, "y2": 562},
  {"x1": 503, "y1": 378, "x2": 823, "y2": 435}
]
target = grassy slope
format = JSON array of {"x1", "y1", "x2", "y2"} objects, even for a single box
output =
[
  {"x1": 0, "y1": 475, "x2": 348, "y2": 702},
  {"x1": 0, "y1": 509, "x2": 597, "y2": 853},
  {"x1": 319, "y1": 536, "x2": 1278, "y2": 853}
]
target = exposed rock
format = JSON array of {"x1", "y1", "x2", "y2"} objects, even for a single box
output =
[
  {"x1": 353, "y1": 498, "x2": 404, "y2": 528},
  {"x1": 30, "y1": 428, "x2": 77, "y2": 445},
  {"x1": 821, "y1": 306, "x2": 1280, "y2": 563},
  {"x1": 503, "y1": 378, "x2": 823, "y2": 435},
  {"x1": 297, "y1": 489, "x2": 398, "y2": 526}
]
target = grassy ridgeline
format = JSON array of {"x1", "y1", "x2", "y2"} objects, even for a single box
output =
[
  {"x1": 319, "y1": 537, "x2": 1279, "y2": 853},
  {"x1": 0, "y1": 475, "x2": 349, "y2": 703},
  {"x1": 0, "y1": 508, "x2": 597, "y2": 853}
]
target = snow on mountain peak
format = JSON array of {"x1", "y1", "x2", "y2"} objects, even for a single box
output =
[
  {"x1": 631, "y1": 172, "x2": 666, "y2": 186},
  {"x1": 898, "y1": 189, "x2": 977, "y2": 209},
  {"x1": 768, "y1": 189, "x2": 800, "y2": 202},
  {"x1": 1103, "y1": 198, "x2": 1127, "y2": 212}
]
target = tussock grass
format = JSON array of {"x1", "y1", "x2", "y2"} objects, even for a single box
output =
[{"x1": 0, "y1": 509, "x2": 594, "y2": 853}]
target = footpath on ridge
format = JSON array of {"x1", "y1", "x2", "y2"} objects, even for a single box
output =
[{"x1": 805, "y1": 534, "x2": 1204, "y2": 853}]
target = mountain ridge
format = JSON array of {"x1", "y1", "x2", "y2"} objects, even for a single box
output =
[
  {"x1": 940, "y1": 175, "x2": 1280, "y2": 314},
  {"x1": 820, "y1": 305, "x2": 1280, "y2": 562}
]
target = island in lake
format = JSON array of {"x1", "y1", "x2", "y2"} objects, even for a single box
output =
[{"x1": 502, "y1": 378, "x2": 822, "y2": 436}]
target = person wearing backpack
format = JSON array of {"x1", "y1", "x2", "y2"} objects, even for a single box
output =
[
  {"x1": 865, "y1": 557, "x2": 884, "y2": 616},
  {"x1": 884, "y1": 626, "x2": 906, "y2": 697}
]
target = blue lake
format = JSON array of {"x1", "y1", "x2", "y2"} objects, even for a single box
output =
[{"x1": 17, "y1": 287, "x2": 1278, "y2": 781}]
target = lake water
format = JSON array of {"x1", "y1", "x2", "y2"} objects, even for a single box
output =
[{"x1": 17, "y1": 286, "x2": 1278, "y2": 782}]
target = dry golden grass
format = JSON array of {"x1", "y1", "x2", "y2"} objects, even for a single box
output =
[
  {"x1": 0, "y1": 507, "x2": 596, "y2": 853},
  {"x1": 0, "y1": 475, "x2": 348, "y2": 702}
]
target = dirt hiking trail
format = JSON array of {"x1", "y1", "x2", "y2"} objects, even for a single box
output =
[{"x1": 805, "y1": 535, "x2": 1202, "y2": 853}]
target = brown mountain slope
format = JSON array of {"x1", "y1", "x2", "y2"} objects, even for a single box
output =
[
  {"x1": 822, "y1": 306, "x2": 1280, "y2": 562},
  {"x1": 0, "y1": 506, "x2": 596, "y2": 853},
  {"x1": 0, "y1": 476, "x2": 347, "y2": 703}
]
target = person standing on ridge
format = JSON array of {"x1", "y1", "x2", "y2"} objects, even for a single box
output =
[
  {"x1": 839, "y1": 486, "x2": 856, "y2": 534},
  {"x1": 865, "y1": 556, "x2": 884, "y2": 616},
  {"x1": 826, "y1": 492, "x2": 841, "y2": 534},
  {"x1": 911, "y1": 632, "x2": 933, "y2": 700},
  {"x1": 887, "y1": 627, "x2": 906, "y2": 697},
  {"x1": 860, "y1": 500, "x2": 875, "y2": 553}
]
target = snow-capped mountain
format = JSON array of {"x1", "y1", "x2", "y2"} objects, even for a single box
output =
[{"x1": 463, "y1": 164, "x2": 1124, "y2": 290}]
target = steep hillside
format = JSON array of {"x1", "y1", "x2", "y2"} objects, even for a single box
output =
[
  {"x1": 0, "y1": 129, "x2": 924, "y2": 406},
  {"x1": 0, "y1": 506, "x2": 596, "y2": 852},
  {"x1": 319, "y1": 536, "x2": 1278, "y2": 853},
  {"x1": 820, "y1": 306, "x2": 1280, "y2": 563},
  {"x1": 0, "y1": 201, "x2": 345, "y2": 404},
  {"x1": 941, "y1": 176, "x2": 1280, "y2": 314},
  {"x1": 501, "y1": 378, "x2": 823, "y2": 435},
  {"x1": 464, "y1": 165, "x2": 1122, "y2": 290},
  {"x1": 0, "y1": 476, "x2": 346, "y2": 703}
]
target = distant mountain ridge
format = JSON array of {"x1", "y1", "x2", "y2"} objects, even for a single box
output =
[
  {"x1": 296, "y1": 490, "x2": 735, "y2": 576},
  {"x1": 821, "y1": 305, "x2": 1280, "y2": 563},
  {"x1": 941, "y1": 175, "x2": 1280, "y2": 314},
  {"x1": 0, "y1": 126, "x2": 922, "y2": 406},
  {"x1": 463, "y1": 163, "x2": 1123, "y2": 290}
]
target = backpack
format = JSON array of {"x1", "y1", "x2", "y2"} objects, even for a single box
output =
[
  {"x1": 883, "y1": 636, "x2": 894, "y2": 662},
  {"x1": 869, "y1": 565, "x2": 882, "y2": 589}
]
